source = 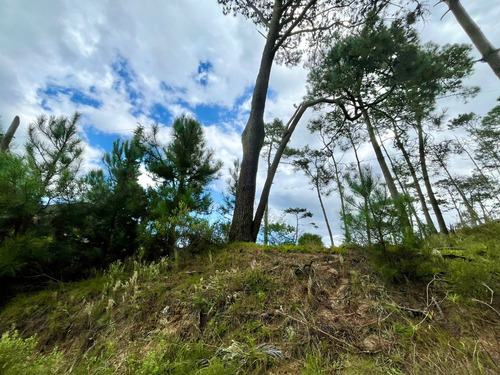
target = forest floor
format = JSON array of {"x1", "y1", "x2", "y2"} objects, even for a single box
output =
[{"x1": 1, "y1": 224, "x2": 500, "y2": 374}]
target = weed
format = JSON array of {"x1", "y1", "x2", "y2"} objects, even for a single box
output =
[{"x1": 0, "y1": 331, "x2": 63, "y2": 374}]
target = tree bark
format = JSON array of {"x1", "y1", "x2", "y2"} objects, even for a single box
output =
[
  {"x1": 1, "y1": 116, "x2": 20, "y2": 152},
  {"x1": 229, "y1": 4, "x2": 282, "y2": 242},
  {"x1": 444, "y1": 0, "x2": 500, "y2": 80},
  {"x1": 417, "y1": 122, "x2": 449, "y2": 234}
]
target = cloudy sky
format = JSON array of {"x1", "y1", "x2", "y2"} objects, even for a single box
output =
[{"x1": 1, "y1": 0, "x2": 499, "y2": 244}]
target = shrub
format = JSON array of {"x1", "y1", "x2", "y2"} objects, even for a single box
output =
[
  {"x1": 298, "y1": 233, "x2": 324, "y2": 247},
  {"x1": 370, "y1": 242, "x2": 441, "y2": 283},
  {"x1": 0, "y1": 331, "x2": 63, "y2": 374}
]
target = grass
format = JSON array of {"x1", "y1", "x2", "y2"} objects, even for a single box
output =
[{"x1": 0, "y1": 224, "x2": 500, "y2": 373}]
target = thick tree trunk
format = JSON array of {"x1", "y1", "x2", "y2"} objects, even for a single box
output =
[
  {"x1": 229, "y1": 5, "x2": 282, "y2": 242},
  {"x1": 1, "y1": 116, "x2": 20, "y2": 152},
  {"x1": 251, "y1": 97, "x2": 343, "y2": 241},
  {"x1": 417, "y1": 122, "x2": 449, "y2": 234},
  {"x1": 361, "y1": 107, "x2": 412, "y2": 231},
  {"x1": 444, "y1": 0, "x2": 500, "y2": 80},
  {"x1": 393, "y1": 127, "x2": 437, "y2": 234}
]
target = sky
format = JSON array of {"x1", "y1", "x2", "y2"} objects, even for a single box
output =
[{"x1": 1, "y1": 0, "x2": 499, "y2": 244}]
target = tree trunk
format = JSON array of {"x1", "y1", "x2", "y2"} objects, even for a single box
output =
[
  {"x1": 229, "y1": 4, "x2": 282, "y2": 242},
  {"x1": 444, "y1": 0, "x2": 500, "y2": 80},
  {"x1": 393, "y1": 127, "x2": 437, "y2": 234},
  {"x1": 438, "y1": 156, "x2": 481, "y2": 225},
  {"x1": 251, "y1": 97, "x2": 342, "y2": 241},
  {"x1": 361, "y1": 107, "x2": 412, "y2": 231},
  {"x1": 417, "y1": 122, "x2": 449, "y2": 234},
  {"x1": 315, "y1": 178, "x2": 334, "y2": 247},
  {"x1": 264, "y1": 146, "x2": 272, "y2": 245},
  {"x1": 442, "y1": 183, "x2": 465, "y2": 225},
  {"x1": 324, "y1": 142, "x2": 350, "y2": 243},
  {"x1": 455, "y1": 136, "x2": 500, "y2": 208},
  {"x1": 377, "y1": 129, "x2": 426, "y2": 234},
  {"x1": 348, "y1": 132, "x2": 372, "y2": 245},
  {"x1": 1, "y1": 116, "x2": 20, "y2": 152}
]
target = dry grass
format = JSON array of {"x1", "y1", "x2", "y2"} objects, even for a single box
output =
[{"x1": 1, "y1": 238, "x2": 499, "y2": 374}]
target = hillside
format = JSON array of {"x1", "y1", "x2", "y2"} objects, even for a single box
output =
[{"x1": 1, "y1": 225, "x2": 500, "y2": 374}]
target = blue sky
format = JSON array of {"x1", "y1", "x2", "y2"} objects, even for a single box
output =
[{"x1": 1, "y1": 0, "x2": 499, "y2": 243}]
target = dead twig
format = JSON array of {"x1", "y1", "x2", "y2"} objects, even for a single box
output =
[{"x1": 471, "y1": 299, "x2": 500, "y2": 317}]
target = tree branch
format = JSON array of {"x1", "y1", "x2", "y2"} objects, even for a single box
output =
[{"x1": 244, "y1": 0, "x2": 270, "y2": 28}]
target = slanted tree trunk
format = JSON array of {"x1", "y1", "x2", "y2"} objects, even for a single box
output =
[
  {"x1": 443, "y1": 0, "x2": 500, "y2": 80},
  {"x1": 313, "y1": 166, "x2": 334, "y2": 247},
  {"x1": 361, "y1": 106, "x2": 412, "y2": 232},
  {"x1": 437, "y1": 156, "x2": 481, "y2": 225},
  {"x1": 441, "y1": 183, "x2": 465, "y2": 225},
  {"x1": 417, "y1": 121, "x2": 449, "y2": 234},
  {"x1": 1, "y1": 116, "x2": 20, "y2": 152},
  {"x1": 392, "y1": 126, "x2": 438, "y2": 234},
  {"x1": 251, "y1": 97, "x2": 346, "y2": 241},
  {"x1": 377, "y1": 129, "x2": 426, "y2": 235},
  {"x1": 455, "y1": 136, "x2": 500, "y2": 208},
  {"x1": 347, "y1": 131, "x2": 372, "y2": 246},
  {"x1": 229, "y1": 4, "x2": 282, "y2": 242},
  {"x1": 322, "y1": 140, "x2": 350, "y2": 243}
]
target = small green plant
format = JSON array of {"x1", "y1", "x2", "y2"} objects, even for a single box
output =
[{"x1": 446, "y1": 293, "x2": 460, "y2": 304}]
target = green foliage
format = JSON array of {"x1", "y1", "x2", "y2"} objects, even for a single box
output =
[
  {"x1": 427, "y1": 221, "x2": 500, "y2": 298},
  {"x1": 370, "y1": 241, "x2": 439, "y2": 283},
  {"x1": 0, "y1": 234, "x2": 53, "y2": 278},
  {"x1": 82, "y1": 135, "x2": 147, "y2": 264},
  {"x1": 140, "y1": 116, "x2": 222, "y2": 214},
  {"x1": 140, "y1": 202, "x2": 223, "y2": 259},
  {"x1": 26, "y1": 112, "x2": 83, "y2": 203},
  {"x1": 265, "y1": 221, "x2": 295, "y2": 246},
  {"x1": 0, "y1": 152, "x2": 41, "y2": 239},
  {"x1": 298, "y1": 233, "x2": 324, "y2": 247},
  {"x1": 302, "y1": 351, "x2": 340, "y2": 374},
  {"x1": 0, "y1": 331, "x2": 63, "y2": 374}
]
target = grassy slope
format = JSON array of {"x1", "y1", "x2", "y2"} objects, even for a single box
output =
[{"x1": 1, "y1": 224, "x2": 500, "y2": 374}]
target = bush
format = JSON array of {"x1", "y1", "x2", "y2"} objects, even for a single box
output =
[
  {"x1": 140, "y1": 203, "x2": 224, "y2": 260},
  {"x1": 0, "y1": 331, "x2": 63, "y2": 374},
  {"x1": 298, "y1": 233, "x2": 324, "y2": 247},
  {"x1": 370, "y1": 242, "x2": 441, "y2": 283}
]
